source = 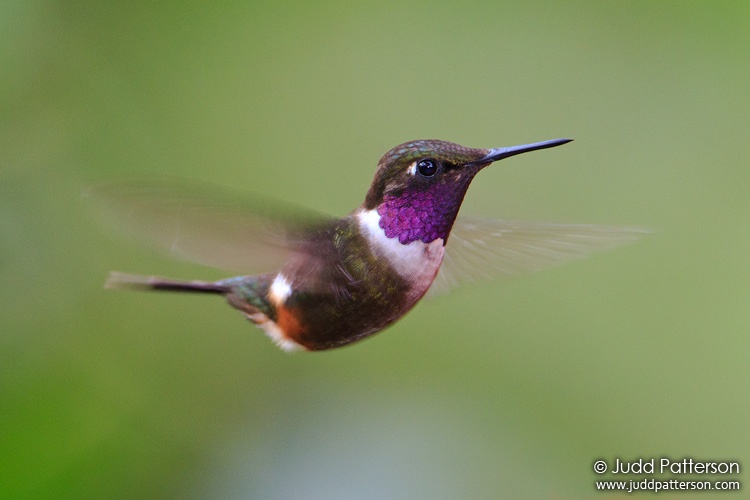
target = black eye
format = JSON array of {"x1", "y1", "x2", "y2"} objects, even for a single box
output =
[{"x1": 417, "y1": 159, "x2": 437, "y2": 177}]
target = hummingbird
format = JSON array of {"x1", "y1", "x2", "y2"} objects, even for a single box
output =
[{"x1": 97, "y1": 138, "x2": 644, "y2": 351}]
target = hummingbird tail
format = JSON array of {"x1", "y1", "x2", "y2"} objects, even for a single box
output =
[{"x1": 105, "y1": 272, "x2": 229, "y2": 295}]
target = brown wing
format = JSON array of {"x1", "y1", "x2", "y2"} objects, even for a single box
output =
[
  {"x1": 428, "y1": 216, "x2": 649, "y2": 297},
  {"x1": 87, "y1": 178, "x2": 335, "y2": 275}
]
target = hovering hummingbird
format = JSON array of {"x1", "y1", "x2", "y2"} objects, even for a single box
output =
[{"x1": 98, "y1": 138, "x2": 644, "y2": 351}]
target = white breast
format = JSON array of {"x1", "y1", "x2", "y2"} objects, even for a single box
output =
[{"x1": 356, "y1": 209, "x2": 444, "y2": 298}]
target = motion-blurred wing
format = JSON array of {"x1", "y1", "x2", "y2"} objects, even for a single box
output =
[
  {"x1": 87, "y1": 178, "x2": 335, "y2": 274},
  {"x1": 428, "y1": 216, "x2": 649, "y2": 297}
]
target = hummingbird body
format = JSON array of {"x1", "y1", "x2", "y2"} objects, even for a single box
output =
[
  {"x1": 102, "y1": 138, "x2": 644, "y2": 351},
  {"x1": 218, "y1": 211, "x2": 441, "y2": 351}
]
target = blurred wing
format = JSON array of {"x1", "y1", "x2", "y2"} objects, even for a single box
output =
[
  {"x1": 428, "y1": 216, "x2": 649, "y2": 297},
  {"x1": 87, "y1": 178, "x2": 335, "y2": 274}
]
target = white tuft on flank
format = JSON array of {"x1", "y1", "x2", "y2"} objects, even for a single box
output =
[
  {"x1": 260, "y1": 321, "x2": 304, "y2": 352},
  {"x1": 269, "y1": 273, "x2": 292, "y2": 306},
  {"x1": 246, "y1": 312, "x2": 304, "y2": 352}
]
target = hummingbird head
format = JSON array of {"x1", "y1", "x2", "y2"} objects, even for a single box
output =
[{"x1": 363, "y1": 138, "x2": 571, "y2": 245}]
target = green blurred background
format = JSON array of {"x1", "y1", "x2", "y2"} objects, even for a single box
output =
[{"x1": 2, "y1": 1, "x2": 748, "y2": 498}]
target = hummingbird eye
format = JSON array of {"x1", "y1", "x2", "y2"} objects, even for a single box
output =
[{"x1": 416, "y1": 159, "x2": 438, "y2": 177}]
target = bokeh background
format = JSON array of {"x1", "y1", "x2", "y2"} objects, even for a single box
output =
[{"x1": 2, "y1": 2, "x2": 748, "y2": 498}]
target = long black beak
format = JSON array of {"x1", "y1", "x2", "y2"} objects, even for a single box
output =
[{"x1": 470, "y1": 138, "x2": 572, "y2": 166}]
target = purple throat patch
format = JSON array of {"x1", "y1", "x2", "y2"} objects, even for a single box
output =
[{"x1": 377, "y1": 179, "x2": 473, "y2": 244}]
